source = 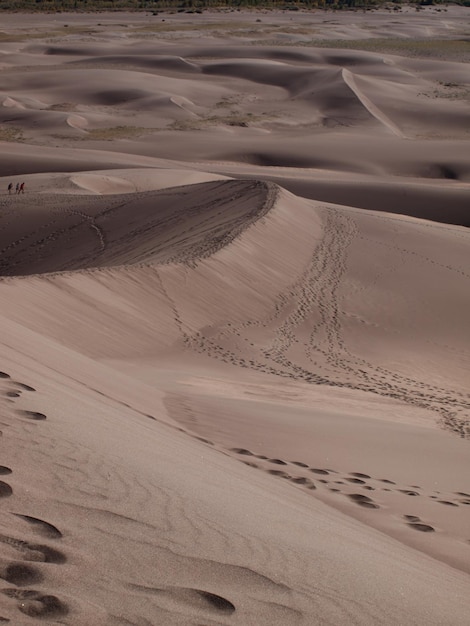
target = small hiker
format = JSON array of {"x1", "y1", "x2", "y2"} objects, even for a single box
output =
[
  {"x1": 15, "y1": 183, "x2": 20, "y2": 194},
  {"x1": 7, "y1": 182, "x2": 12, "y2": 195},
  {"x1": 19, "y1": 182, "x2": 25, "y2": 194}
]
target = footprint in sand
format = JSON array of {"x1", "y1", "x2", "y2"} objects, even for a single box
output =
[
  {"x1": 230, "y1": 448, "x2": 254, "y2": 456},
  {"x1": 403, "y1": 514, "x2": 435, "y2": 532},
  {"x1": 0, "y1": 482, "x2": 12, "y2": 498},
  {"x1": 0, "y1": 516, "x2": 68, "y2": 620},
  {"x1": 0, "y1": 468, "x2": 11, "y2": 476},
  {"x1": 12, "y1": 384, "x2": 36, "y2": 392},
  {"x1": 13, "y1": 515, "x2": 62, "y2": 540},
  {"x1": 309, "y1": 469, "x2": 329, "y2": 475},
  {"x1": 408, "y1": 523, "x2": 435, "y2": 533},
  {"x1": 129, "y1": 584, "x2": 236, "y2": 616},
  {"x1": 0, "y1": 535, "x2": 66, "y2": 565},
  {"x1": 1, "y1": 589, "x2": 69, "y2": 619},
  {"x1": 0, "y1": 563, "x2": 43, "y2": 587},
  {"x1": 267, "y1": 469, "x2": 291, "y2": 478},
  {"x1": 0, "y1": 373, "x2": 10, "y2": 380},
  {"x1": 347, "y1": 494, "x2": 379, "y2": 509},
  {"x1": 15, "y1": 411, "x2": 47, "y2": 421}
]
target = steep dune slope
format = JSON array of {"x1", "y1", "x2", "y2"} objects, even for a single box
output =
[
  {"x1": 0, "y1": 176, "x2": 469, "y2": 624},
  {"x1": 1, "y1": 180, "x2": 468, "y2": 430},
  {"x1": 0, "y1": 180, "x2": 273, "y2": 275},
  {"x1": 1, "y1": 316, "x2": 470, "y2": 625}
]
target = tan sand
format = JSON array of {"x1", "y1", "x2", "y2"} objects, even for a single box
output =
[{"x1": 0, "y1": 7, "x2": 469, "y2": 624}]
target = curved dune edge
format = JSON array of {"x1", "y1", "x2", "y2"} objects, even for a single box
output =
[
  {"x1": 341, "y1": 68, "x2": 405, "y2": 138},
  {"x1": 0, "y1": 178, "x2": 467, "y2": 435},
  {"x1": 69, "y1": 168, "x2": 229, "y2": 195},
  {"x1": 0, "y1": 179, "x2": 276, "y2": 275}
]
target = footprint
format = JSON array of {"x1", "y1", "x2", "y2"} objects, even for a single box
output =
[
  {"x1": 350, "y1": 472, "x2": 371, "y2": 479},
  {"x1": 13, "y1": 516, "x2": 62, "y2": 540},
  {"x1": 16, "y1": 411, "x2": 46, "y2": 421},
  {"x1": 195, "y1": 590, "x2": 235, "y2": 614},
  {"x1": 404, "y1": 515, "x2": 420, "y2": 523},
  {"x1": 455, "y1": 492, "x2": 470, "y2": 497},
  {"x1": 347, "y1": 494, "x2": 379, "y2": 509},
  {"x1": 0, "y1": 563, "x2": 43, "y2": 586},
  {"x1": 0, "y1": 536, "x2": 66, "y2": 564},
  {"x1": 0, "y1": 483, "x2": 12, "y2": 498},
  {"x1": 407, "y1": 523, "x2": 435, "y2": 533},
  {"x1": 309, "y1": 469, "x2": 329, "y2": 475},
  {"x1": 1, "y1": 589, "x2": 69, "y2": 618},
  {"x1": 437, "y1": 500, "x2": 458, "y2": 507},
  {"x1": 290, "y1": 477, "x2": 311, "y2": 485},
  {"x1": 0, "y1": 468, "x2": 11, "y2": 476},
  {"x1": 345, "y1": 478, "x2": 366, "y2": 485},
  {"x1": 231, "y1": 448, "x2": 253, "y2": 456},
  {"x1": 399, "y1": 490, "x2": 419, "y2": 496},
  {"x1": 267, "y1": 470, "x2": 290, "y2": 478},
  {"x1": 129, "y1": 584, "x2": 235, "y2": 615},
  {"x1": 12, "y1": 384, "x2": 35, "y2": 392},
  {"x1": 5, "y1": 393, "x2": 20, "y2": 399},
  {"x1": 380, "y1": 479, "x2": 395, "y2": 485},
  {"x1": 291, "y1": 462, "x2": 308, "y2": 468},
  {"x1": 0, "y1": 373, "x2": 10, "y2": 380},
  {"x1": 268, "y1": 459, "x2": 287, "y2": 466}
]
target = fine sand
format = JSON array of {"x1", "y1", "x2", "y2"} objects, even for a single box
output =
[{"x1": 0, "y1": 7, "x2": 469, "y2": 625}]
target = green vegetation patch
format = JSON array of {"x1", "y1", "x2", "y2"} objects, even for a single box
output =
[
  {"x1": 0, "y1": 127, "x2": 24, "y2": 142},
  {"x1": 83, "y1": 125, "x2": 152, "y2": 140},
  {"x1": 310, "y1": 37, "x2": 470, "y2": 61},
  {"x1": 169, "y1": 111, "x2": 269, "y2": 130}
]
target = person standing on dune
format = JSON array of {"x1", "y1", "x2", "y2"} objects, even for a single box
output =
[
  {"x1": 15, "y1": 183, "x2": 20, "y2": 194},
  {"x1": 19, "y1": 182, "x2": 25, "y2": 194},
  {"x1": 7, "y1": 182, "x2": 12, "y2": 195}
]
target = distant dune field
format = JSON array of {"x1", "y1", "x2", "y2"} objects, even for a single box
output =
[{"x1": 0, "y1": 7, "x2": 469, "y2": 625}]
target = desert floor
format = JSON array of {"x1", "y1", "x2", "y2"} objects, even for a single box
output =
[{"x1": 0, "y1": 6, "x2": 469, "y2": 625}]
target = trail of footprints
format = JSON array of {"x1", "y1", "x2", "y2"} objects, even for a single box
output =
[
  {"x1": 228, "y1": 446, "x2": 470, "y2": 536},
  {"x1": 0, "y1": 370, "x2": 69, "y2": 621},
  {"x1": 1, "y1": 371, "x2": 240, "y2": 622},
  {"x1": 179, "y1": 207, "x2": 470, "y2": 439}
]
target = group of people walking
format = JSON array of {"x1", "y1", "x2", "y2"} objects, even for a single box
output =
[{"x1": 8, "y1": 182, "x2": 25, "y2": 194}]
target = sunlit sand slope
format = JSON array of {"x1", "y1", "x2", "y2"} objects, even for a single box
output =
[
  {"x1": 0, "y1": 176, "x2": 469, "y2": 624},
  {"x1": 1, "y1": 180, "x2": 468, "y2": 436}
]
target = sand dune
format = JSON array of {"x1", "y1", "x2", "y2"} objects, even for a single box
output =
[{"x1": 0, "y1": 8, "x2": 469, "y2": 625}]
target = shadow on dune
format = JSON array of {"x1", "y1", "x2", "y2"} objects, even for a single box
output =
[{"x1": 0, "y1": 179, "x2": 277, "y2": 277}]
